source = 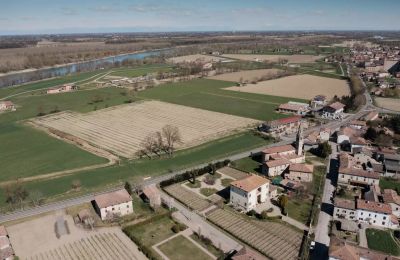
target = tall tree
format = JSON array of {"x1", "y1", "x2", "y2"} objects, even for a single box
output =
[{"x1": 162, "y1": 125, "x2": 182, "y2": 157}]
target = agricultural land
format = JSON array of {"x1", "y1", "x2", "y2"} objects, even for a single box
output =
[
  {"x1": 224, "y1": 74, "x2": 350, "y2": 100},
  {"x1": 374, "y1": 97, "x2": 400, "y2": 112},
  {"x1": 167, "y1": 54, "x2": 231, "y2": 63},
  {"x1": 208, "y1": 68, "x2": 283, "y2": 82},
  {"x1": 222, "y1": 54, "x2": 323, "y2": 63}
]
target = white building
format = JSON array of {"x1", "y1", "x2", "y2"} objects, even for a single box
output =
[
  {"x1": 338, "y1": 167, "x2": 380, "y2": 186},
  {"x1": 322, "y1": 102, "x2": 345, "y2": 120},
  {"x1": 334, "y1": 199, "x2": 398, "y2": 228},
  {"x1": 94, "y1": 189, "x2": 133, "y2": 220},
  {"x1": 230, "y1": 174, "x2": 270, "y2": 212},
  {"x1": 47, "y1": 84, "x2": 77, "y2": 94}
]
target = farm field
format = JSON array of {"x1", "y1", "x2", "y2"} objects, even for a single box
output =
[
  {"x1": 7, "y1": 211, "x2": 145, "y2": 260},
  {"x1": 225, "y1": 74, "x2": 350, "y2": 100},
  {"x1": 158, "y1": 235, "x2": 213, "y2": 260},
  {"x1": 32, "y1": 100, "x2": 259, "y2": 158},
  {"x1": 0, "y1": 123, "x2": 107, "y2": 182},
  {"x1": 208, "y1": 68, "x2": 282, "y2": 82},
  {"x1": 0, "y1": 132, "x2": 269, "y2": 209},
  {"x1": 222, "y1": 54, "x2": 323, "y2": 63},
  {"x1": 207, "y1": 208, "x2": 302, "y2": 259},
  {"x1": 164, "y1": 184, "x2": 211, "y2": 211},
  {"x1": 168, "y1": 54, "x2": 231, "y2": 63},
  {"x1": 108, "y1": 64, "x2": 172, "y2": 78},
  {"x1": 375, "y1": 97, "x2": 400, "y2": 111},
  {"x1": 137, "y1": 78, "x2": 306, "y2": 121}
]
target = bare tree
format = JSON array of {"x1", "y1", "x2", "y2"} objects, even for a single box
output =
[
  {"x1": 3, "y1": 181, "x2": 29, "y2": 209},
  {"x1": 162, "y1": 125, "x2": 182, "y2": 157}
]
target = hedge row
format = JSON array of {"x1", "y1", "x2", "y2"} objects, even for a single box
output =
[{"x1": 159, "y1": 160, "x2": 230, "y2": 187}]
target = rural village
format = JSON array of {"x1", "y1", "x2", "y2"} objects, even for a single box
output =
[{"x1": 0, "y1": 28, "x2": 400, "y2": 260}]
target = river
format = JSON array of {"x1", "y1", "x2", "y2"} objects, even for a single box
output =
[{"x1": 0, "y1": 49, "x2": 170, "y2": 88}]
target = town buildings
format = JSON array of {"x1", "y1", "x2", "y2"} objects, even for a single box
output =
[
  {"x1": 382, "y1": 189, "x2": 400, "y2": 218},
  {"x1": 47, "y1": 84, "x2": 77, "y2": 94},
  {"x1": 230, "y1": 174, "x2": 270, "y2": 212},
  {"x1": 285, "y1": 163, "x2": 314, "y2": 182},
  {"x1": 93, "y1": 189, "x2": 133, "y2": 220},
  {"x1": 260, "y1": 115, "x2": 303, "y2": 137},
  {"x1": 322, "y1": 102, "x2": 345, "y2": 120},
  {"x1": 277, "y1": 101, "x2": 310, "y2": 115}
]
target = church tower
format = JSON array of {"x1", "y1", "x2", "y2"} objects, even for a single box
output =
[{"x1": 296, "y1": 122, "x2": 304, "y2": 156}]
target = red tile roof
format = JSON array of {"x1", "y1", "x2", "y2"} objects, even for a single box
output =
[
  {"x1": 357, "y1": 199, "x2": 392, "y2": 214},
  {"x1": 334, "y1": 198, "x2": 356, "y2": 210},
  {"x1": 328, "y1": 102, "x2": 345, "y2": 111},
  {"x1": 94, "y1": 189, "x2": 132, "y2": 209},
  {"x1": 289, "y1": 163, "x2": 314, "y2": 173},
  {"x1": 231, "y1": 174, "x2": 269, "y2": 193},
  {"x1": 265, "y1": 158, "x2": 291, "y2": 168},
  {"x1": 339, "y1": 167, "x2": 380, "y2": 179},
  {"x1": 266, "y1": 115, "x2": 302, "y2": 127},
  {"x1": 382, "y1": 189, "x2": 400, "y2": 205}
]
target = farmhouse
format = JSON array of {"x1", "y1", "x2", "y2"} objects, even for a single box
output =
[
  {"x1": 322, "y1": 102, "x2": 345, "y2": 120},
  {"x1": 285, "y1": 163, "x2": 314, "y2": 182},
  {"x1": 382, "y1": 189, "x2": 400, "y2": 218},
  {"x1": 304, "y1": 128, "x2": 331, "y2": 146},
  {"x1": 230, "y1": 174, "x2": 270, "y2": 212},
  {"x1": 334, "y1": 199, "x2": 398, "y2": 228},
  {"x1": 93, "y1": 189, "x2": 133, "y2": 220},
  {"x1": 338, "y1": 167, "x2": 380, "y2": 186},
  {"x1": 47, "y1": 83, "x2": 77, "y2": 94},
  {"x1": 277, "y1": 102, "x2": 309, "y2": 115},
  {"x1": 260, "y1": 115, "x2": 303, "y2": 136},
  {"x1": 0, "y1": 101, "x2": 15, "y2": 112},
  {"x1": 0, "y1": 226, "x2": 14, "y2": 260},
  {"x1": 141, "y1": 184, "x2": 161, "y2": 208},
  {"x1": 262, "y1": 145, "x2": 296, "y2": 161}
]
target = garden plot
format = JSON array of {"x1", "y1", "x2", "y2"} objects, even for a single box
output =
[
  {"x1": 225, "y1": 74, "x2": 350, "y2": 100},
  {"x1": 164, "y1": 184, "x2": 211, "y2": 211},
  {"x1": 222, "y1": 54, "x2": 323, "y2": 63},
  {"x1": 7, "y1": 211, "x2": 145, "y2": 260},
  {"x1": 32, "y1": 100, "x2": 259, "y2": 158},
  {"x1": 208, "y1": 69, "x2": 283, "y2": 82},
  {"x1": 207, "y1": 208, "x2": 302, "y2": 260}
]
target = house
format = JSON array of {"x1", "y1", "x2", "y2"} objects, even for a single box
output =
[
  {"x1": 349, "y1": 136, "x2": 369, "y2": 154},
  {"x1": 349, "y1": 120, "x2": 367, "y2": 130},
  {"x1": 47, "y1": 83, "x2": 77, "y2": 94},
  {"x1": 384, "y1": 59, "x2": 400, "y2": 76},
  {"x1": 260, "y1": 115, "x2": 303, "y2": 136},
  {"x1": 0, "y1": 101, "x2": 16, "y2": 112},
  {"x1": 338, "y1": 167, "x2": 380, "y2": 186},
  {"x1": 279, "y1": 179, "x2": 304, "y2": 191},
  {"x1": 262, "y1": 145, "x2": 296, "y2": 162},
  {"x1": 322, "y1": 102, "x2": 345, "y2": 120},
  {"x1": 382, "y1": 153, "x2": 400, "y2": 176},
  {"x1": 141, "y1": 184, "x2": 161, "y2": 208},
  {"x1": 264, "y1": 159, "x2": 291, "y2": 177},
  {"x1": 277, "y1": 102, "x2": 309, "y2": 115},
  {"x1": 93, "y1": 189, "x2": 133, "y2": 220},
  {"x1": 310, "y1": 95, "x2": 327, "y2": 108},
  {"x1": 304, "y1": 128, "x2": 331, "y2": 146},
  {"x1": 382, "y1": 189, "x2": 400, "y2": 218},
  {"x1": 230, "y1": 174, "x2": 270, "y2": 212},
  {"x1": 334, "y1": 199, "x2": 398, "y2": 228},
  {"x1": 336, "y1": 126, "x2": 363, "y2": 145},
  {"x1": 285, "y1": 163, "x2": 314, "y2": 182},
  {"x1": 329, "y1": 236, "x2": 400, "y2": 260},
  {"x1": 0, "y1": 226, "x2": 14, "y2": 260}
]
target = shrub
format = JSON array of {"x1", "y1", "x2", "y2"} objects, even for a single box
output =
[
  {"x1": 204, "y1": 175, "x2": 216, "y2": 185},
  {"x1": 247, "y1": 209, "x2": 257, "y2": 217},
  {"x1": 171, "y1": 224, "x2": 180, "y2": 233},
  {"x1": 260, "y1": 210, "x2": 269, "y2": 219}
]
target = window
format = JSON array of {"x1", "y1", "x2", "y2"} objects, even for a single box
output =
[
  {"x1": 369, "y1": 213, "x2": 371, "y2": 217},
  {"x1": 382, "y1": 222, "x2": 386, "y2": 225},
  {"x1": 373, "y1": 220, "x2": 376, "y2": 223},
  {"x1": 127, "y1": 205, "x2": 129, "y2": 208},
  {"x1": 383, "y1": 216, "x2": 387, "y2": 220},
  {"x1": 112, "y1": 207, "x2": 115, "y2": 211},
  {"x1": 361, "y1": 212, "x2": 363, "y2": 215}
]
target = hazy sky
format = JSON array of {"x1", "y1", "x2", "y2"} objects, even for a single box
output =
[{"x1": 0, "y1": 0, "x2": 399, "y2": 35}]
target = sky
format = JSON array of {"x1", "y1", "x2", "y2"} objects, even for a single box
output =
[{"x1": 0, "y1": 0, "x2": 399, "y2": 35}]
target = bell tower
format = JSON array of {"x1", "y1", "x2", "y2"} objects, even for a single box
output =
[{"x1": 296, "y1": 122, "x2": 304, "y2": 156}]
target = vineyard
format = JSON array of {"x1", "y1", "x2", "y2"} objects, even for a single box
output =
[
  {"x1": 207, "y1": 208, "x2": 302, "y2": 260},
  {"x1": 27, "y1": 231, "x2": 145, "y2": 260},
  {"x1": 164, "y1": 184, "x2": 211, "y2": 211},
  {"x1": 32, "y1": 100, "x2": 259, "y2": 158}
]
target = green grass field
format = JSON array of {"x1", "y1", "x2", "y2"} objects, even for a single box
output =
[
  {"x1": 366, "y1": 228, "x2": 400, "y2": 256},
  {"x1": 380, "y1": 177, "x2": 400, "y2": 192},
  {"x1": 109, "y1": 64, "x2": 172, "y2": 77},
  {"x1": 0, "y1": 124, "x2": 107, "y2": 182},
  {"x1": 0, "y1": 132, "x2": 269, "y2": 208},
  {"x1": 158, "y1": 235, "x2": 213, "y2": 260},
  {"x1": 138, "y1": 78, "x2": 305, "y2": 121}
]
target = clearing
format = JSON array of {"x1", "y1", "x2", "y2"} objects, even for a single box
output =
[
  {"x1": 208, "y1": 69, "x2": 283, "y2": 82},
  {"x1": 32, "y1": 100, "x2": 259, "y2": 158},
  {"x1": 225, "y1": 74, "x2": 350, "y2": 100},
  {"x1": 7, "y1": 210, "x2": 146, "y2": 260},
  {"x1": 221, "y1": 54, "x2": 323, "y2": 63},
  {"x1": 375, "y1": 97, "x2": 400, "y2": 112}
]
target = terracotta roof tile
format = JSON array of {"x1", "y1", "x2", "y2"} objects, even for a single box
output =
[
  {"x1": 94, "y1": 189, "x2": 132, "y2": 209},
  {"x1": 265, "y1": 158, "x2": 291, "y2": 168},
  {"x1": 262, "y1": 144, "x2": 295, "y2": 154},
  {"x1": 289, "y1": 163, "x2": 314, "y2": 173},
  {"x1": 357, "y1": 199, "x2": 392, "y2": 214},
  {"x1": 231, "y1": 174, "x2": 269, "y2": 193},
  {"x1": 339, "y1": 167, "x2": 380, "y2": 179}
]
